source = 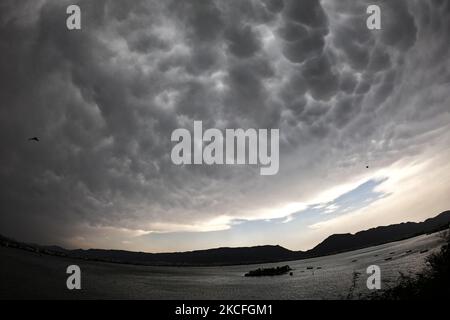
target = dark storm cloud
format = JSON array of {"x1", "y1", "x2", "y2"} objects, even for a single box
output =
[
  {"x1": 169, "y1": 0, "x2": 224, "y2": 43},
  {"x1": 380, "y1": 1, "x2": 417, "y2": 50},
  {"x1": 262, "y1": 0, "x2": 284, "y2": 14},
  {"x1": 225, "y1": 24, "x2": 262, "y2": 58},
  {"x1": 0, "y1": 0, "x2": 449, "y2": 248},
  {"x1": 284, "y1": 0, "x2": 327, "y2": 28},
  {"x1": 301, "y1": 54, "x2": 339, "y2": 101},
  {"x1": 279, "y1": 0, "x2": 328, "y2": 64}
]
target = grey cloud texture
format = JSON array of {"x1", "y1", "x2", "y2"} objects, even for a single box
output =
[{"x1": 0, "y1": 0, "x2": 449, "y2": 249}]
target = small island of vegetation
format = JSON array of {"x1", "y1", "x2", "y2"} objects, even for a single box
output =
[{"x1": 244, "y1": 265, "x2": 292, "y2": 277}]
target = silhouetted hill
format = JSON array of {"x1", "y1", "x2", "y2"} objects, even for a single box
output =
[
  {"x1": 307, "y1": 210, "x2": 450, "y2": 257},
  {"x1": 69, "y1": 245, "x2": 294, "y2": 266},
  {"x1": 1, "y1": 210, "x2": 449, "y2": 266}
]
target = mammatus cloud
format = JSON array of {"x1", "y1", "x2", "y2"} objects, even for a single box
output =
[{"x1": 0, "y1": 0, "x2": 449, "y2": 251}]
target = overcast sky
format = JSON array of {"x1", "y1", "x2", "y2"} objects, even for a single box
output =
[{"x1": 1, "y1": 0, "x2": 449, "y2": 252}]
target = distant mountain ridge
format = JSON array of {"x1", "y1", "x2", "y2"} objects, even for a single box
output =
[
  {"x1": 1, "y1": 210, "x2": 449, "y2": 266},
  {"x1": 308, "y1": 211, "x2": 450, "y2": 257}
]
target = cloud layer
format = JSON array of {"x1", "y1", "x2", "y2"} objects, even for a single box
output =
[{"x1": 1, "y1": 0, "x2": 449, "y2": 250}]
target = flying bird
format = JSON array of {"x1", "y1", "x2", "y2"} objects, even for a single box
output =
[{"x1": 28, "y1": 137, "x2": 40, "y2": 142}]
